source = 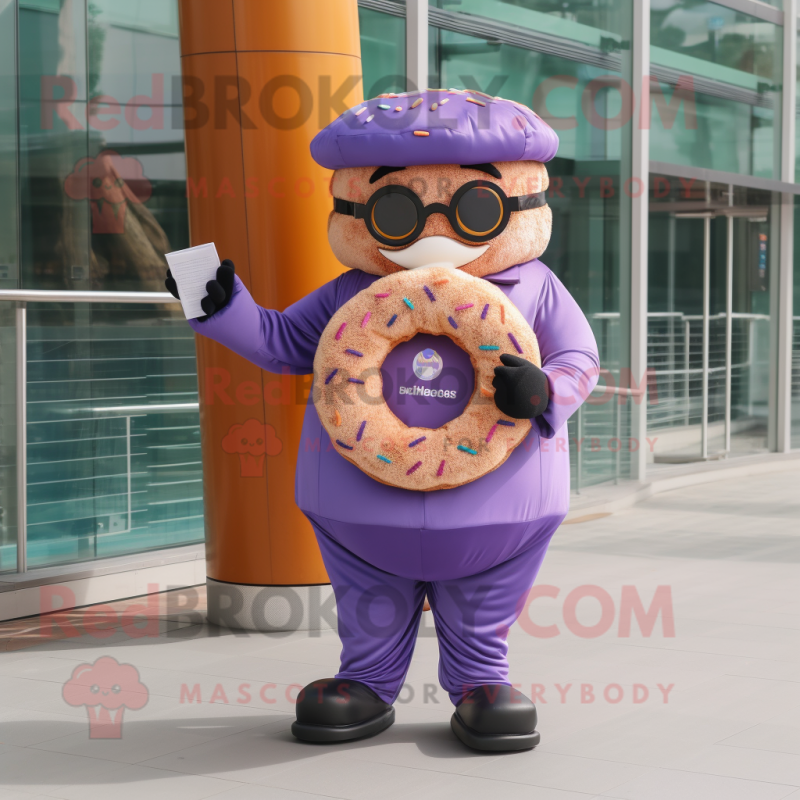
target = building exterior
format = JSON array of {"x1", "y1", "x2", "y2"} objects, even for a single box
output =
[{"x1": 1, "y1": 0, "x2": 799, "y2": 610}]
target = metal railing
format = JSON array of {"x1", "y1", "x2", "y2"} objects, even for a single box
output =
[{"x1": 1, "y1": 289, "x2": 182, "y2": 574}]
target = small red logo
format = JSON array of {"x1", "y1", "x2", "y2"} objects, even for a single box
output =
[
  {"x1": 62, "y1": 656, "x2": 148, "y2": 739},
  {"x1": 222, "y1": 419, "x2": 283, "y2": 476},
  {"x1": 64, "y1": 149, "x2": 152, "y2": 234}
]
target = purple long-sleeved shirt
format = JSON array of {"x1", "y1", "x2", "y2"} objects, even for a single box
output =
[{"x1": 190, "y1": 260, "x2": 599, "y2": 532}]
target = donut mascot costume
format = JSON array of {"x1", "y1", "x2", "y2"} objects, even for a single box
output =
[{"x1": 166, "y1": 90, "x2": 599, "y2": 751}]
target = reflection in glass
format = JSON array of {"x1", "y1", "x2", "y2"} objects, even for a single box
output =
[
  {"x1": 648, "y1": 177, "x2": 776, "y2": 463},
  {"x1": 427, "y1": 12, "x2": 635, "y2": 490},
  {"x1": 18, "y1": 0, "x2": 188, "y2": 293}
]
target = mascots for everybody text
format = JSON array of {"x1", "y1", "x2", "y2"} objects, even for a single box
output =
[{"x1": 166, "y1": 89, "x2": 599, "y2": 751}]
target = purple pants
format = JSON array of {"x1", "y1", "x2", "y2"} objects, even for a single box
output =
[{"x1": 308, "y1": 513, "x2": 562, "y2": 705}]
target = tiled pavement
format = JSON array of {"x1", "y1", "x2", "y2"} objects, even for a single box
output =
[{"x1": 1, "y1": 467, "x2": 799, "y2": 799}]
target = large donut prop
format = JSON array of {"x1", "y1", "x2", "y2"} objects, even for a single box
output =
[{"x1": 313, "y1": 267, "x2": 541, "y2": 491}]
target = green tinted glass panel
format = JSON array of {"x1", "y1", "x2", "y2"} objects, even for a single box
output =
[
  {"x1": 24, "y1": 303, "x2": 202, "y2": 569},
  {"x1": 429, "y1": 16, "x2": 635, "y2": 489},
  {"x1": 794, "y1": 200, "x2": 800, "y2": 450},
  {"x1": 359, "y1": 8, "x2": 405, "y2": 97},
  {"x1": 648, "y1": 179, "x2": 778, "y2": 460},
  {"x1": 0, "y1": 0, "x2": 18, "y2": 573}
]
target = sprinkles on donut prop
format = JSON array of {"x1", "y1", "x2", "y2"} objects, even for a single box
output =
[{"x1": 313, "y1": 267, "x2": 540, "y2": 491}]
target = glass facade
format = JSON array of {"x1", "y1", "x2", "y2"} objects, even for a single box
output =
[{"x1": 1, "y1": 0, "x2": 799, "y2": 576}]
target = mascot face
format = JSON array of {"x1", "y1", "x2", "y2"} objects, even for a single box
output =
[{"x1": 327, "y1": 160, "x2": 552, "y2": 280}]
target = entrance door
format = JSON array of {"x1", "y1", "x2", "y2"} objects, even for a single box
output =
[{"x1": 648, "y1": 178, "x2": 777, "y2": 463}]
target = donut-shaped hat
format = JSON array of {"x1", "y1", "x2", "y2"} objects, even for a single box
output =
[{"x1": 310, "y1": 89, "x2": 559, "y2": 169}]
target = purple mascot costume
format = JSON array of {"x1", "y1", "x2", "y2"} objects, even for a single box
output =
[{"x1": 167, "y1": 90, "x2": 599, "y2": 751}]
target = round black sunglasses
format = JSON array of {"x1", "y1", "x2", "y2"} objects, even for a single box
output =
[{"x1": 332, "y1": 180, "x2": 547, "y2": 247}]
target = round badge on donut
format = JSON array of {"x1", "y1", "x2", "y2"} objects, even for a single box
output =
[{"x1": 313, "y1": 266, "x2": 540, "y2": 491}]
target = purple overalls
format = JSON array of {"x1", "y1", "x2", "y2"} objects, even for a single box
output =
[{"x1": 190, "y1": 258, "x2": 599, "y2": 704}]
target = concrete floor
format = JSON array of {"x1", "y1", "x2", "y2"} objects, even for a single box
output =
[{"x1": 1, "y1": 467, "x2": 799, "y2": 800}]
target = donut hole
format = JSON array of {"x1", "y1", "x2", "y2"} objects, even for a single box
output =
[{"x1": 380, "y1": 333, "x2": 475, "y2": 429}]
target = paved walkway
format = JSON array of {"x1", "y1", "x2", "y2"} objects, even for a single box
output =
[{"x1": 1, "y1": 468, "x2": 799, "y2": 800}]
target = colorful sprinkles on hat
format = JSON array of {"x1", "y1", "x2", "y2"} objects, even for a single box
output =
[
  {"x1": 466, "y1": 97, "x2": 486, "y2": 107},
  {"x1": 410, "y1": 98, "x2": 423, "y2": 109},
  {"x1": 356, "y1": 421, "x2": 367, "y2": 442},
  {"x1": 413, "y1": 130, "x2": 430, "y2": 137},
  {"x1": 325, "y1": 368, "x2": 338, "y2": 384},
  {"x1": 336, "y1": 440, "x2": 353, "y2": 450},
  {"x1": 447, "y1": 316, "x2": 458, "y2": 329},
  {"x1": 361, "y1": 311, "x2": 371, "y2": 328},
  {"x1": 387, "y1": 314, "x2": 398, "y2": 327},
  {"x1": 403, "y1": 297, "x2": 414, "y2": 310},
  {"x1": 486, "y1": 424, "x2": 498, "y2": 443},
  {"x1": 354, "y1": 107, "x2": 366, "y2": 116},
  {"x1": 335, "y1": 322, "x2": 347, "y2": 340},
  {"x1": 497, "y1": 419, "x2": 516, "y2": 426},
  {"x1": 479, "y1": 345, "x2": 499, "y2": 351},
  {"x1": 458, "y1": 445, "x2": 478, "y2": 455},
  {"x1": 377, "y1": 104, "x2": 390, "y2": 110},
  {"x1": 345, "y1": 348, "x2": 363, "y2": 357},
  {"x1": 408, "y1": 436, "x2": 427, "y2": 448},
  {"x1": 455, "y1": 303, "x2": 474, "y2": 311},
  {"x1": 423, "y1": 286, "x2": 436, "y2": 302},
  {"x1": 437, "y1": 460, "x2": 446, "y2": 477},
  {"x1": 481, "y1": 304, "x2": 490, "y2": 319},
  {"x1": 375, "y1": 292, "x2": 391, "y2": 298},
  {"x1": 349, "y1": 377, "x2": 365, "y2": 385},
  {"x1": 334, "y1": 410, "x2": 342, "y2": 426},
  {"x1": 377, "y1": 454, "x2": 392, "y2": 464},
  {"x1": 406, "y1": 461, "x2": 423, "y2": 475}
]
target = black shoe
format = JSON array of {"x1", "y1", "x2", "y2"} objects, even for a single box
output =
[
  {"x1": 291, "y1": 678, "x2": 395, "y2": 744},
  {"x1": 451, "y1": 684, "x2": 540, "y2": 752}
]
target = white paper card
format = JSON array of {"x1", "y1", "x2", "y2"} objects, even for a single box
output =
[{"x1": 165, "y1": 242, "x2": 221, "y2": 319}]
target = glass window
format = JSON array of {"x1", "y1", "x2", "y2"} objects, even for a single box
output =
[
  {"x1": 432, "y1": 0, "x2": 631, "y2": 46},
  {"x1": 650, "y1": 2, "x2": 782, "y2": 180},
  {"x1": 425, "y1": 6, "x2": 637, "y2": 490},
  {"x1": 793, "y1": 199, "x2": 800, "y2": 450},
  {"x1": 24, "y1": 303, "x2": 202, "y2": 569},
  {"x1": 648, "y1": 177, "x2": 778, "y2": 462},
  {"x1": 359, "y1": 7, "x2": 406, "y2": 97}
]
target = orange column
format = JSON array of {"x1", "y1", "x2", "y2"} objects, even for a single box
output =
[{"x1": 177, "y1": 0, "x2": 362, "y2": 622}]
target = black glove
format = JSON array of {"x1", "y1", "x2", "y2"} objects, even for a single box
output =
[
  {"x1": 492, "y1": 353, "x2": 549, "y2": 419},
  {"x1": 165, "y1": 259, "x2": 236, "y2": 321}
]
